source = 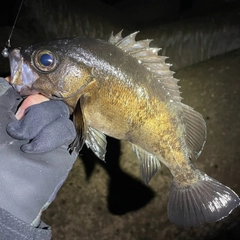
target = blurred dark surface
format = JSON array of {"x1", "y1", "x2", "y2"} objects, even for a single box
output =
[{"x1": 0, "y1": 0, "x2": 240, "y2": 239}]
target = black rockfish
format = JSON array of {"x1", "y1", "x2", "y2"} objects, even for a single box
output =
[{"x1": 8, "y1": 31, "x2": 240, "y2": 227}]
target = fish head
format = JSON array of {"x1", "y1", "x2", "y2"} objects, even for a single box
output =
[{"x1": 9, "y1": 39, "x2": 92, "y2": 112}]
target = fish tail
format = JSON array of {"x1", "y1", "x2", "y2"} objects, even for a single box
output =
[{"x1": 167, "y1": 170, "x2": 240, "y2": 227}]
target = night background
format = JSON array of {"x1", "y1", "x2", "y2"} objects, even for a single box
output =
[{"x1": 0, "y1": 0, "x2": 240, "y2": 239}]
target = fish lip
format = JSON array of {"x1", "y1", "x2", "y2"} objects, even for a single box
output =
[
  {"x1": 9, "y1": 48, "x2": 21, "y2": 82},
  {"x1": 9, "y1": 48, "x2": 40, "y2": 94}
]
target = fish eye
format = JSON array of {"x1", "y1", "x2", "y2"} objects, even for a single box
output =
[
  {"x1": 33, "y1": 49, "x2": 58, "y2": 72},
  {"x1": 40, "y1": 53, "x2": 53, "y2": 66}
]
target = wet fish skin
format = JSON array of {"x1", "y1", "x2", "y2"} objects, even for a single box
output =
[{"x1": 8, "y1": 32, "x2": 240, "y2": 227}]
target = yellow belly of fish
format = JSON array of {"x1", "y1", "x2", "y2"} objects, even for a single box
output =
[{"x1": 82, "y1": 78, "x2": 197, "y2": 184}]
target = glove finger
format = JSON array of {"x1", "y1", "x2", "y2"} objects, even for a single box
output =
[
  {"x1": 15, "y1": 94, "x2": 49, "y2": 120},
  {"x1": 21, "y1": 116, "x2": 77, "y2": 153},
  {"x1": 7, "y1": 100, "x2": 70, "y2": 140}
]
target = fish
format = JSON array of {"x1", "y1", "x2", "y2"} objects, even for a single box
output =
[{"x1": 8, "y1": 31, "x2": 240, "y2": 227}]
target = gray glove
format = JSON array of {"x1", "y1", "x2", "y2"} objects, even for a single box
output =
[
  {"x1": 6, "y1": 93, "x2": 76, "y2": 154},
  {"x1": 0, "y1": 78, "x2": 78, "y2": 227}
]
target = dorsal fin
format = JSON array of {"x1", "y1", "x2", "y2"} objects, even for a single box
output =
[
  {"x1": 181, "y1": 103, "x2": 207, "y2": 159},
  {"x1": 109, "y1": 31, "x2": 181, "y2": 102}
]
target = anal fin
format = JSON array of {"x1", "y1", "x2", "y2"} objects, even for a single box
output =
[{"x1": 132, "y1": 144, "x2": 161, "y2": 185}]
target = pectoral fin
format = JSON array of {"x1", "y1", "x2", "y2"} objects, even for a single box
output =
[
  {"x1": 85, "y1": 126, "x2": 107, "y2": 161},
  {"x1": 70, "y1": 100, "x2": 86, "y2": 153},
  {"x1": 132, "y1": 144, "x2": 161, "y2": 185},
  {"x1": 70, "y1": 99, "x2": 107, "y2": 160}
]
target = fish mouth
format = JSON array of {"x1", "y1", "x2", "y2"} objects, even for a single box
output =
[
  {"x1": 9, "y1": 48, "x2": 39, "y2": 95},
  {"x1": 9, "y1": 49, "x2": 21, "y2": 80},
  {"x1": 18, "y1": 86, "x2": 40, "y2": 96}
]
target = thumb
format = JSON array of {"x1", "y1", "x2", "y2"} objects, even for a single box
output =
[{"x1": 16, "y1": 94, "x2": 49, "y2": 120}]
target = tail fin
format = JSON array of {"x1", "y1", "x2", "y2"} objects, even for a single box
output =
[{"x1": 167, "y1": 171, "x2": 240, "y2": 227}]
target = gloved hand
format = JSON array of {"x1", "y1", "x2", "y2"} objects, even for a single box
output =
[
  {"x1": 6, "y1": 93, "x2": 77, "y2": 153},
  {"x1": 0, "y1": 78, "x2": 78, "y2": 227}
]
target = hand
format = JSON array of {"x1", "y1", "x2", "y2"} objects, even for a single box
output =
[{"x1": 0, "y1": 78, "x2": 78, "y2": 226}]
